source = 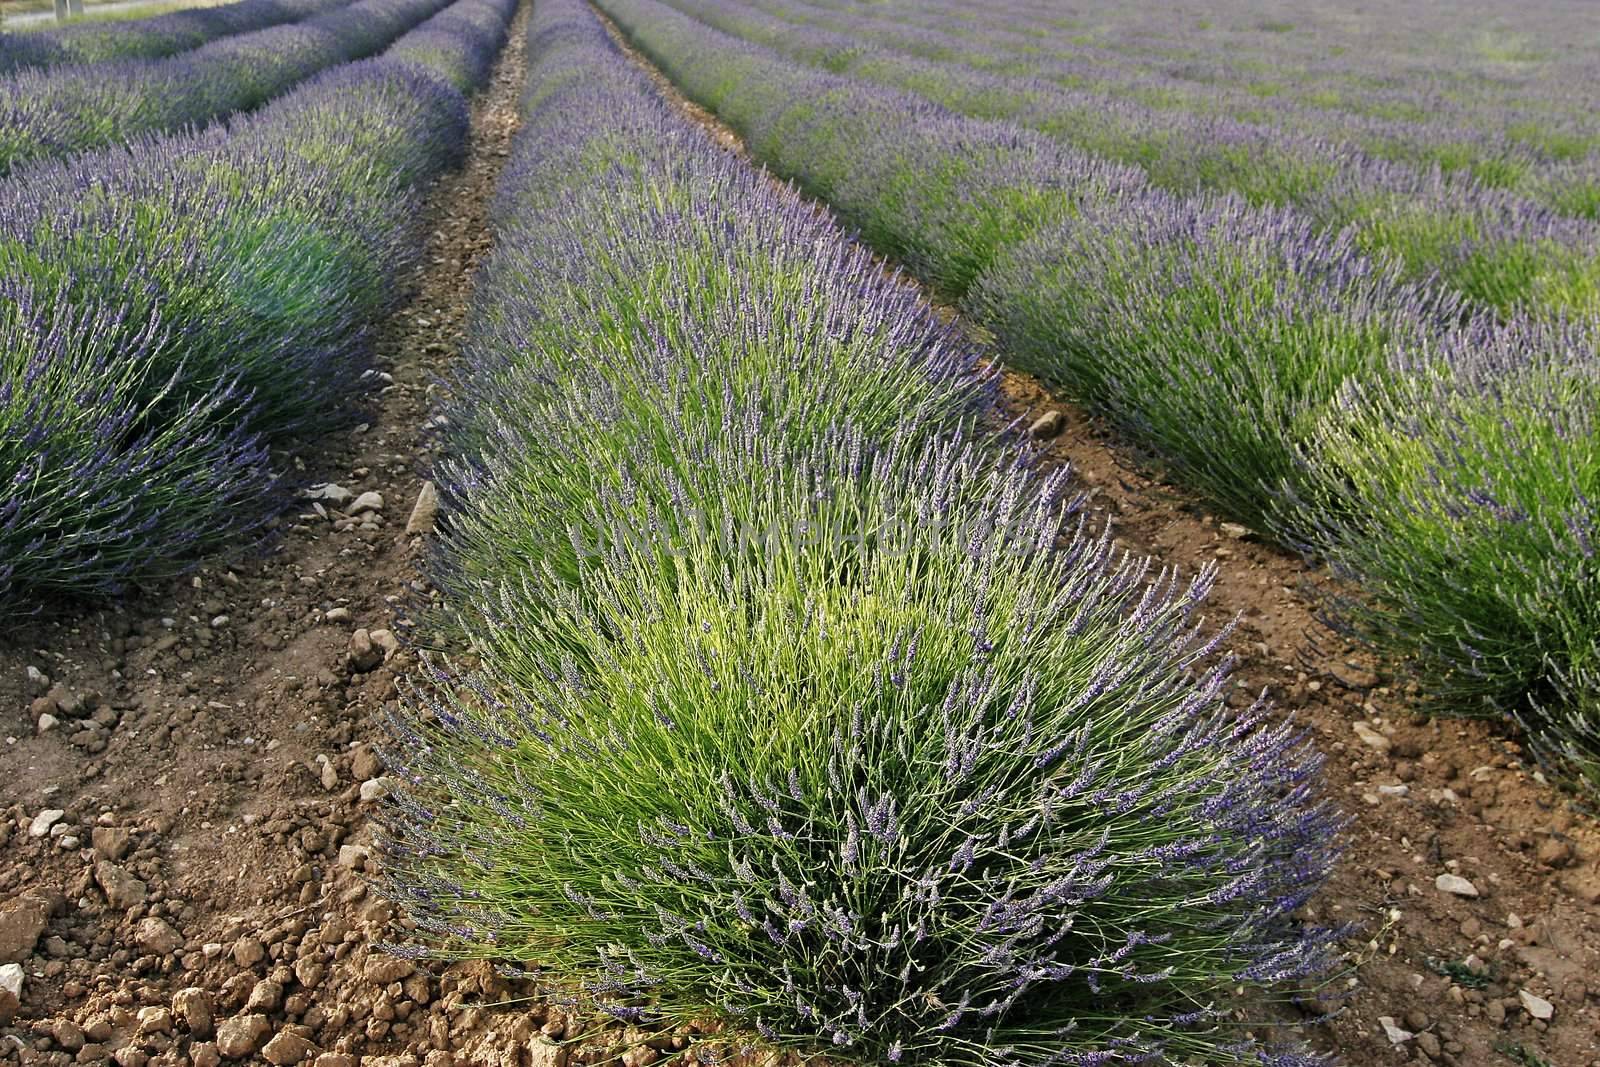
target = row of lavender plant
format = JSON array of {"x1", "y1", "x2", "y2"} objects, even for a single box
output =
[
  {"x1": 591, "y1": 0, "x2": 1600, "y2": 796},
  {"x1": 0, "y1": 0, "x2": 353, "y2": 76},
  {"x1": 648, "y1": 0, "x2": 1600, "y2": 319},
  {"x1": 0, "y1": 0, "x2": 515, "y2": 607},
  {"x1": 0, "y1": 0, "x2": 464, "y2": 176},
  {"x1": 377, "y1": 0, "x2": 1344, "y2": 1063},
  {"x1": 718, "y1": 0, "x2": 1600, "y2": 200}
]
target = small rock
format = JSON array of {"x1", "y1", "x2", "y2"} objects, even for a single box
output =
[
  {"x1": 136, "y1": 1006, "x2": 173, "y2": 1035},
  {"x1": 303, "y1": 484, "x2": 354, "y2": 506},
  {"x1": 94, "y1": 861, "x2": 149, "y2": 909},
  {"x1": 324, "y1": 606, "x2": 351, "y2": 624},
  {"x1": 359, "y1": 777, "x2": 390, "y2": 803},
  {"x1": 351, "y1": 745, "x2": 383, "y2": 779},
  {"x1": 25, "y1": 665, "x2": 50, "y2": 691},
  {"x1": 320, "y1": 760, "x2": 339, "y2": 792},
  {"x1": 1027, "y1": 410, "x2": 1065, "y2": 439},
  {"x1": 29, "y1": 809, "x2": 65, "y2": 837},
  {"x1": 0, "y1": 962, "x2": 22, "y2": 997},
  {"x1": 1414, "y1": 1031, "x2": 1441, "y2": 1060},
  {"x1": 245, "y1": 979, "x2": 283, "y2": 1014},
  {"x1": 136, "y1": 916, "x2": 183, "y2": 955},
  {"x1": 364, "y1": 954, "x2": 414, "y2": 984},
  {"x1": 1352, "y1": 722, "x2": 1391, "y2": 753},
  {"x1": 1219, "y1": 521, "x2": 1250, "y2": 539},
  {"x1": 406, "y1": 481, "x2": 440, "y2": 535},
  {"x1": 261, "y1": 1030, "x2": 316, "y2": 1066},
  {"x1": 211, "y1": 615, "x2": 230, "y2": 629},
  {"x1": 216, "y1": 1013, "x2": 272, "y2": 1059},
  {"x1": 369, "y1": 628, "x2": 400, "y2": 661},
  {"x1": 1518, "y1": 990, "x2": 1554, "y2": 1020},
  {"x1": 313, "y1": 1055, "x2": 357, "y2": 1067},
  {"x1": 91, "y1": 826, "x2": 133, "y2": 861},
  {"x1": 191, "y1": 1044, "x2": 222, "y2": 1067},
  {"x1": 1377, "y1": 1016, "x2": 1414, "y2": 1044},
  {"x1": 1435, "y1": 873, "x2": 1479, "y2": 898},
  {"x1": 0, "y1": 893, "x2": 52, "y2": 962},
  {"x1": 348, "y1": 630, "x2": 382, "y2": 672},
  {"x1": 232, "y1": 937, "x2": 266, "y2": 968},
  {"x1": 346, "y1": 491, "x2": 384, "y2": 516},
  {"x1": 337, "y1": 844, "x2": 370, "y2": 870},
  {"x1": 173, "y1": 987, "x2": 215, "y2": 1036},
  {"x1": 36, "y1": 713, "x2": 59, "y2": 734}
]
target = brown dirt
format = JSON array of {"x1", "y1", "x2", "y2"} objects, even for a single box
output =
[
  {"x1": 0, "y1": 8, "x2": 536, "y2": 1066},
  {"x1": 2, "y1": 2, "x2": 1597, "y2": 1066},
  {"x1": 592, "y1": 8, "x2": 1600, "y2": 1066}
]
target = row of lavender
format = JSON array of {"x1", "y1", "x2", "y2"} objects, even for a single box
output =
[
  {"x1": 0, "y1": 0, "x2": 515, "y2": 606},
  {"x1": 0, "y1": 0, "x2": 352, "y2": 76},
  {"x1": 0, "y1": 0, "x2": 461, "y2": 176},
  {"x1": 650, "y1": 0, "x2": 1600, "y2": 319},
  {"x1": 377, "y1": 0, "x2": 1343, "y2": 1063},
  {"x1": 591, "y1": 0, "x2": 1600, "y2": 797},
  {"x1": 701, "y1": 0, "x2": 1600, "y2": 212}
]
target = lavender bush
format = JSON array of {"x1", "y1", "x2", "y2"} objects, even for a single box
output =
[
  {"x1": 0, "y1": 0, "x2": 352, "y2": 75},
  {"x1": 1288, "y1": 320, "x2": 1600, "y2": 796},
  {"x1": 379, "y1": 4, "x2": 1344, "y2": 1064},
  {"x1": 0, "y1": 0, "x2": 512, "y2": 607}
]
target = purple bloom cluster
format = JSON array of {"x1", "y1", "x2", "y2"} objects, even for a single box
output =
[
  {"x1": 0, "y1": 0, "x2": 514, "y2": 607},
  {"x1": 0, "y1": 0, "x2": 353, "y2": 76},
  {"x1": 378, "y1": 1, "x2": 1343, "y2": 1064}
]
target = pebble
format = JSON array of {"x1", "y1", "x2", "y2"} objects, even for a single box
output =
[
  {"x1": 1219, "y1": 521, "x2": 1250, "y2": 539},
  {"x1": 135, "y1": 1006, "x2": 173, "y2": 1035},
  {"x1": 325, "y1": 607, "x2": 351, "y2": 624},
  {"x1": 1377, "y1": 1016, "x2": 1414, "y2": 1044},
  {"x1": 359, "y1": 777, "x2": 390, "y2": 803},
  {"x1": 215, "y1": 1013, "x2": 271, "y2": 1058},
  {"x1": 1027, "y1": 410, "x2": 1065, "y2": 439},
  {"x1": 1518, "y1": 990, "x2": 1554, "y2": 1020},
  {"x1": 369, "y1": 628, "x2": 400, "y2": 660},
  {"x1": 25, "y1": 666, "x2": 49, "y2": 691},
  {"x1": 28, "y1": 809, "x2": 65, "y2": 837},
  {"x1": 95, "y1": 861, "x2": 149, "y2": 909},
  {"x1": 1352, "y1": 722, "x2": 1391, "y2": 753},
  {"x1": 346, "y1": 491, "x2": 385, "y2": 516},
  {"x1": 406, "y1": 481, "x2": 440, "y2": 535},
  {"x1": 173, "y1": 987, "x2": 214, "y2": 1037},
  {"x1": 1435, "y1": 873, "x2": 1479, "y2": 897},
  {"x1": 262, "y1": 1030, "x2": 316, "y2": 1066},
  {"x1": 348, "y1": 630, "x2": 382, "y2": 673},
  {"x1": 338, "y1": 844, "x2": 371, "y2": 870},
  {"x1": 136, "y1": 917, "x2": 183, "y2": 955},
  {"x1": 303, "y1": 484, "x2": 354, "y2": 506},
  {"x1": 36, "y1": 713, "x2": 58, "y2": 734}
]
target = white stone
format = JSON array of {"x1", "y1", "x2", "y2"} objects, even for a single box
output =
[
  {"x1": 1435, "y1": 873, "x2": 1479, "y2": 897},
  {"x1": 304, "y1": 483, "x2": 354, "y2": 506},
  {"x1": 1377, "y1": 1017, "x2": 1413, "y2": 1044},
  {"x1": 1353, "y1": 722, "x2": 1392, "y2": 752},
  {"x1": 1518, "y1": 990, "x2": 1554, "y2": 1020},
  {"x1": 346, "y1": 491, "x2": 385, "y2": 516},
  {"x1": 359, "y1": 778, "x2": 390, "y2": 803},
  {"x1": 36, "y1": 713, "x2": 59, "y2": 734},
  {"x1": 338, "y1": 844, "x2": 370, "y2": 869},
  {"x1": 29, "y1": 809, "x2": 65, "y2": 837},
  {"x1": 0, "y1": 962, "x2": 22, "y2": 998}
]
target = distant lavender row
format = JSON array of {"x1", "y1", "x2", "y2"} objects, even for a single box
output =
[
  {"x1": 377, "y1": 0, "x2": 1341, "y2": 1064},
  {"x1": 0, "y1": 0, "x2": 459, "y2": 177},
  {"x1": 733, "y1": 0, "x2": 1600, "y2": 185},
  {"x1": 0, "y1": 0, "x2": 353, "y2": 76},
  {"x1": 0, "y1": 0, "x2": 514, "y2": 606},
  {"x1": 651, "y1": 0, "x2": 1600, "y2": 317},
  {"x1": 595, "y1": 0, "x2": 1600, "y2": 795}
]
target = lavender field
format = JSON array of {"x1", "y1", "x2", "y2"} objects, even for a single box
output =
[{"x1": 0, "y1": 0, "x2": 1596, "y2": 1065}]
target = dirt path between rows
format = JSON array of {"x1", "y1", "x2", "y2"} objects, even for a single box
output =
[
  {"x1": 586, "y1": 7, "x2": 1600, "y2": 1066},
  {"x1": 0, "y1": 10, "x2": 537, "y2": 1066}
]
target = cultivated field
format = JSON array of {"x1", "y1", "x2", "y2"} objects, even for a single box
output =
[{"x1": 0, "y1": 1, "x2": 1595, "y2": 1066}]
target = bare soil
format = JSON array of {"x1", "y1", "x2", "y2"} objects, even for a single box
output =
[{"x1": 2, "y1": 3, "x2": 1597, "y2": 1067}]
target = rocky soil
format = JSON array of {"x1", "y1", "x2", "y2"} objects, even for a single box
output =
[{"x1": 2, "y1": 3, "x2": 1598, "y2": 1067}]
